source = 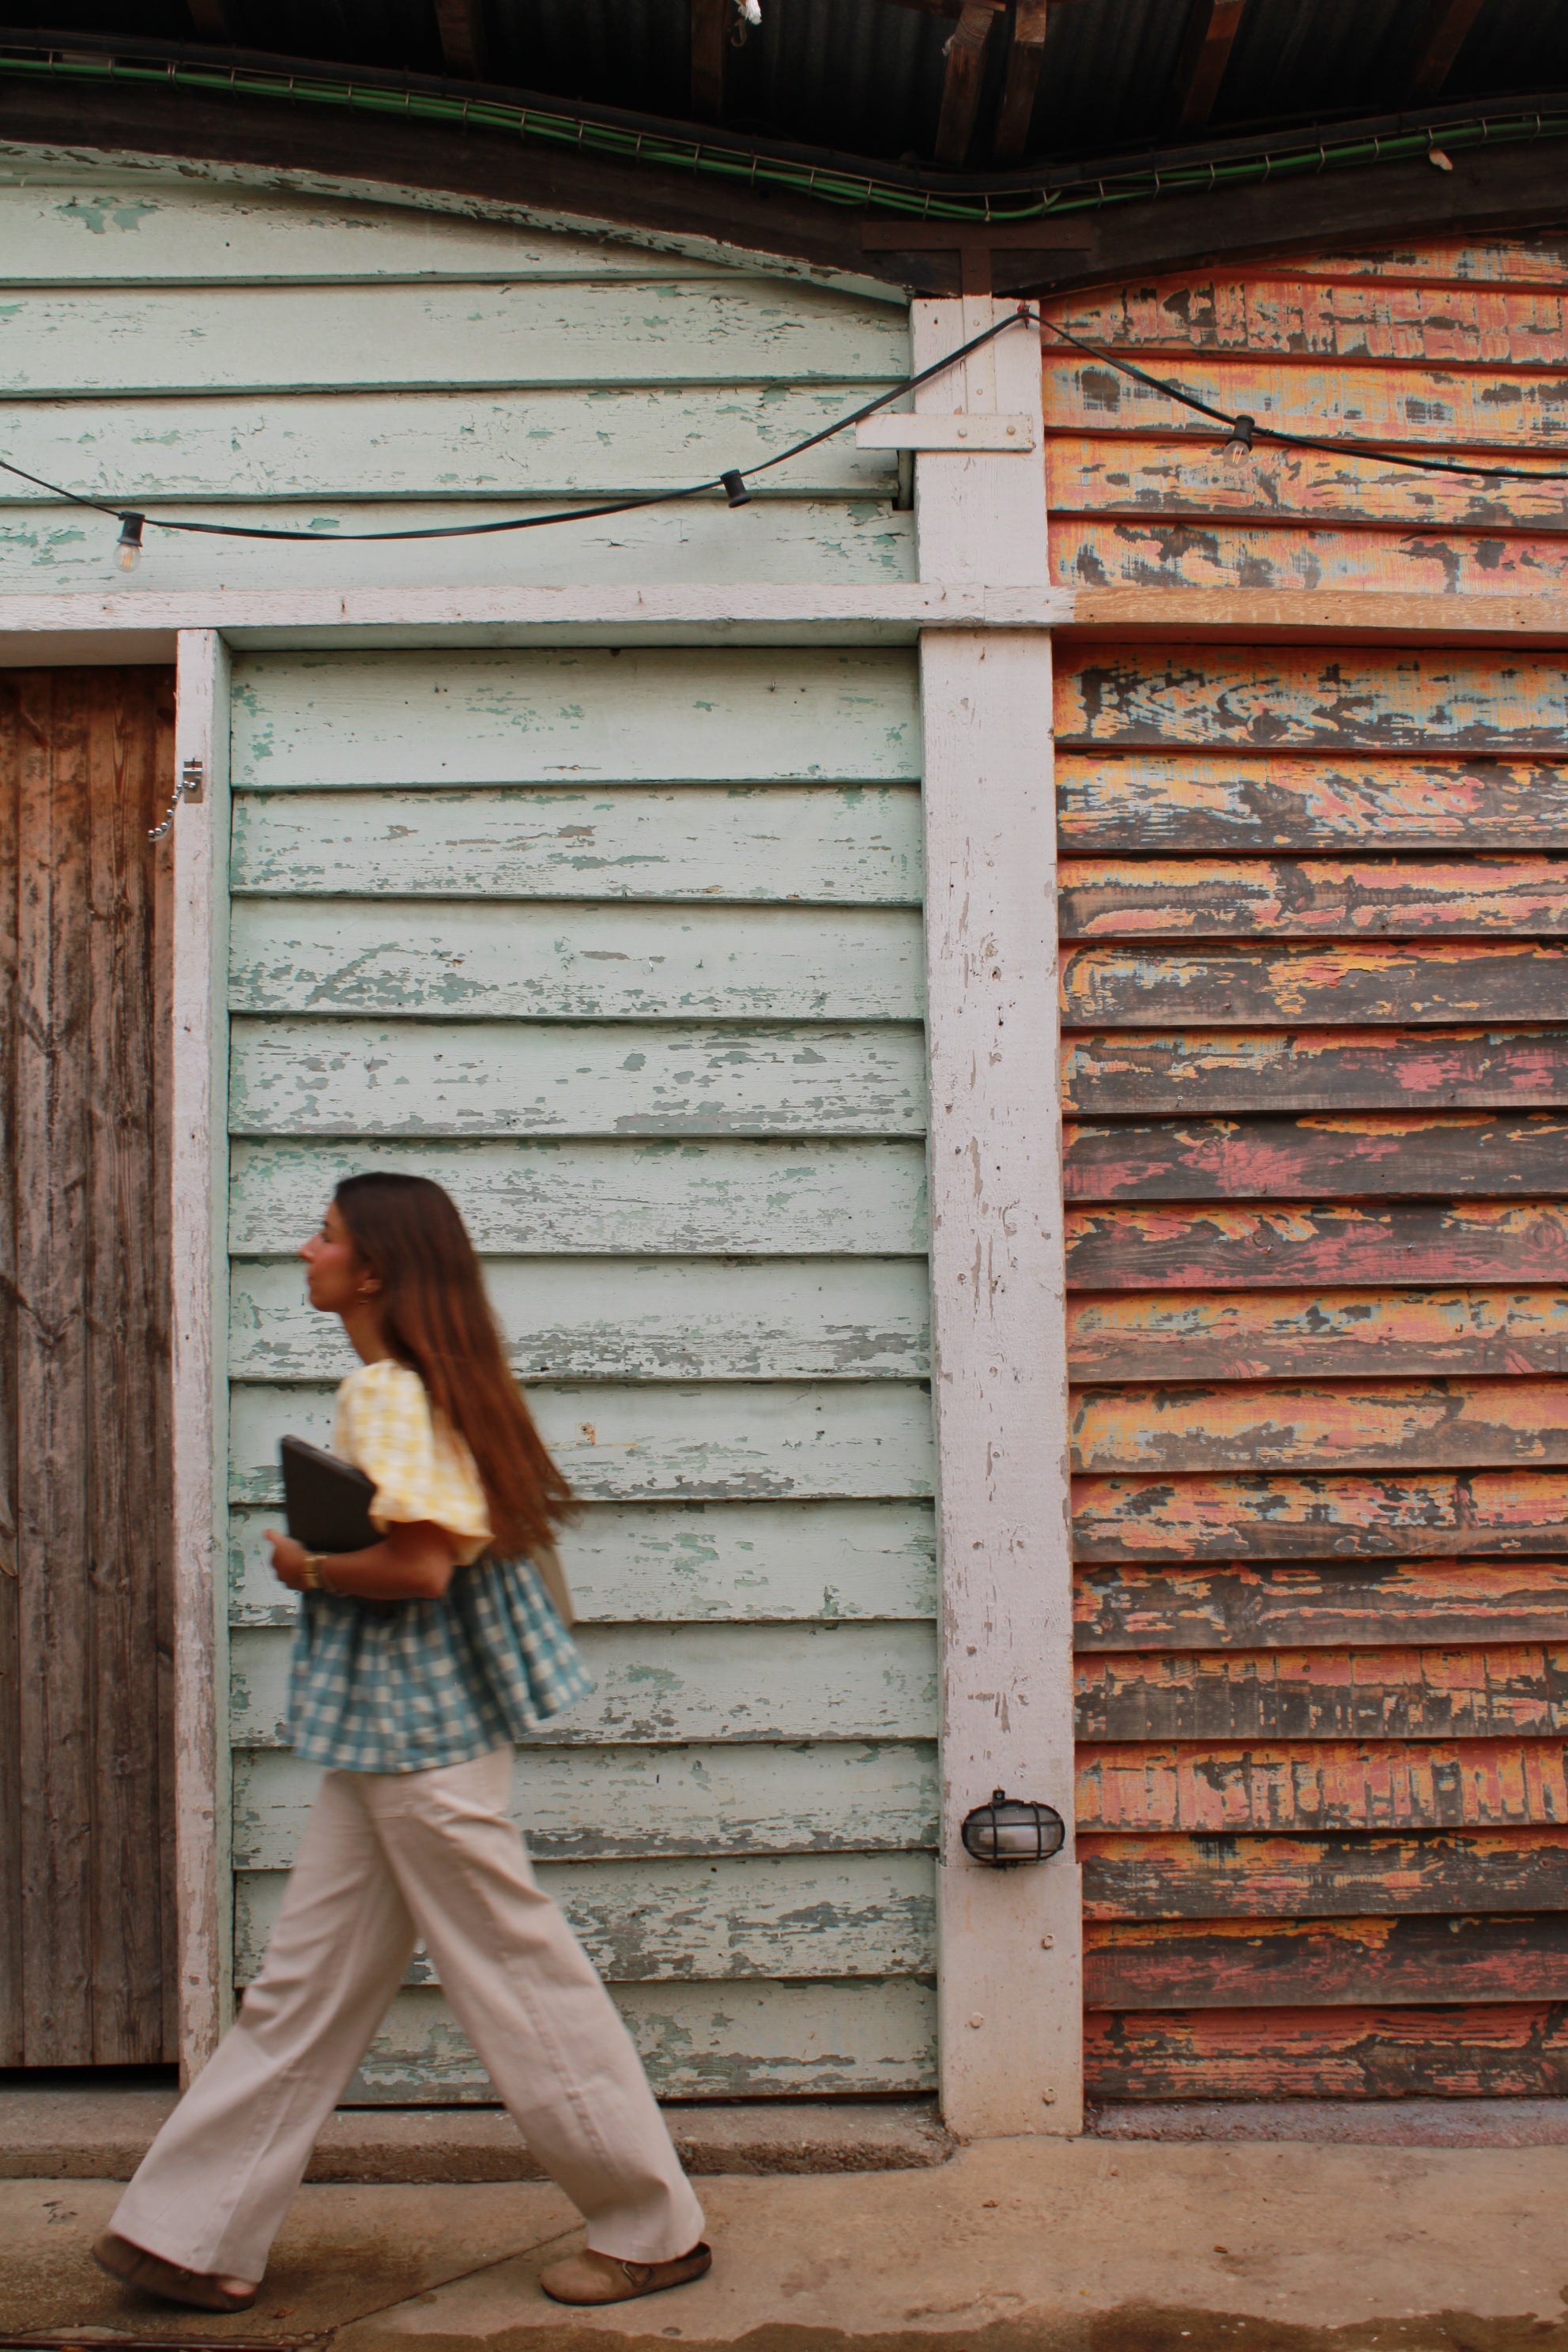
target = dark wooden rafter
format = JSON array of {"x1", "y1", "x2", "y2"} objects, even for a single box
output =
[
  {"x1": 184, "y1": 0, "x2": 236, "y2": 36},
  {"x1": 1404, "y1": 0, "x2": 1486, "y2": 100},
  {"x1": 433, "y1": 0, "x2": 489, "y2": 79},
  {"x1": 1170, "y1": 0, "x2": 1246, "y2": 128},
  {"x1": 994, "y1": 0, "x2": 1048, "y2": 164},
  {"x1": 934, "y1": 0, "x2": 1004, "y2": 166},
  {"x1": 692, "y1": 0, "x2": 728, "y2": 122}
]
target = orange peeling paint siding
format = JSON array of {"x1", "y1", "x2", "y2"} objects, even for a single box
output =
[{"x1": 1046, "y1": 235, "x2": 1568, "y2": 2099}]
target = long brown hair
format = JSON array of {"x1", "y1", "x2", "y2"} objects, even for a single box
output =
[{"x1": 333, "y1": 1171, "x2": 573, "y2": 1556}]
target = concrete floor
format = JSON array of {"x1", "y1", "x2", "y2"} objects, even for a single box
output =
[{"x1": 6, "y1": 2139, "x2": 1568, "y2": 2352}]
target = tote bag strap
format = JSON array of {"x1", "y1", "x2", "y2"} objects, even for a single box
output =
[{"x1": 530, "y1": 1539, "x2": 575, "y2": 1628}]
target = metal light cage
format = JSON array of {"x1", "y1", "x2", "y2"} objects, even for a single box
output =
[{"x1": 959, "y1": 1787, "x2": 1066, "y2": 1868}]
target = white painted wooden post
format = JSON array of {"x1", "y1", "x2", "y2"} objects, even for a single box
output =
[
  {"x1": 915, "y1": 297, "x2": 1083, "y2": 2137},
  {"x1": 171, "y1": 628, "x2": 232, "y2": 2079}
]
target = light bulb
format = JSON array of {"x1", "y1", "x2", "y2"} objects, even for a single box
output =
[
  {"x1": 116, "y1": 511, "x2": 145, "y2": 571},
  {"x1": 1221, "y1": 413, "x2": 1256, "y2": 464}
]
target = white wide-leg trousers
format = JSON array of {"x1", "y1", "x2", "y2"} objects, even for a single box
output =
[{"x1": 111, "y1": 1747, "x2": 705, "y2": 2282}]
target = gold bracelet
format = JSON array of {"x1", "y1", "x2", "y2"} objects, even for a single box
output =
[{"x1": 301, "y1": 1552, "x2": 330, "y2": 1592}]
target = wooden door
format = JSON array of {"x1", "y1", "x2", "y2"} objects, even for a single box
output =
[{"x1": 1, "y1": 666, "x2": 176, "y2": 2066}]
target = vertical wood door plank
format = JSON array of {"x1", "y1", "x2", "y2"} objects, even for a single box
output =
[
  {"x1": 0, "y1": 680, "x2": 21, "y2": 2063},
  {"x1": 85, "y1": 671, "x2": 172, "y2": 2060},
  {"x1": 916, "y1": 298, "x2": 1082, "y2": 2138},
  {"x1": 16, "y1": 672, "x2": 93, "y2": 2064},
  {"x1": 172, "y1": 631, "x2": 229, "y2": 2078}
]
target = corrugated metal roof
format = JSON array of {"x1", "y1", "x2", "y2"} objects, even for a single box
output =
[{"x1": 9, "y1": 0, "x2": 1568, "y2": 168}]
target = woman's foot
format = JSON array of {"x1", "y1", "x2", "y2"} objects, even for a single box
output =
[
  {"x1": 93, "y1": 2231, "x2": 261, "y2": 2312},
  {"x1": 539, "y1": 2242, "x2": 712, "y2": 2305}
]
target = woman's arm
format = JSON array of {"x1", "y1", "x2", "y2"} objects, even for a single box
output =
[{"x1": 266, "y1": 1521, "x2": 462, "y2": 1602}]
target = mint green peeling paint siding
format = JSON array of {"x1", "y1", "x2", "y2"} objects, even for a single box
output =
[
  {"x1": 0, "y1": 173, "x2": 913, "y2": 593},
  {"x1": 229, "y1": 640, "x2": 934, "y2": 2100}
]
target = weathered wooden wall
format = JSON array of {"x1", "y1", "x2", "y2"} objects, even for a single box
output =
[
  {"x1": 226, "y1": 643, "x2": 935, "y2": 2098},
  {"x1": 0, "y1": 162, "x2": 910, "y2": 596},
  {"x1": 1043, "y1": 239, "x2": 1568, "y2": 2101},
  {"x1": 0, "y1": 665, "x2": 175, "y2": 2065}
]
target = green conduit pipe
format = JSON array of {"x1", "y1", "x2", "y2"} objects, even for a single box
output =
[{"x1": 1, "y1": 41, "x2": 1566, "y2": 224}]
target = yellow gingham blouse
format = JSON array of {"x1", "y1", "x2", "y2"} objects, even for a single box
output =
[{"x1": 335, "y1": 1357, "x2": 492, "y2": 1562}]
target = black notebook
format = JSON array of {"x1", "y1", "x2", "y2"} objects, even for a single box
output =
[{"x1": 281, "y1": 1435, "x2": 379, "y2": 1554}]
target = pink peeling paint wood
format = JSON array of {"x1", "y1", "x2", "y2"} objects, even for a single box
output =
[
  {"x1": 1052, "y1": 520, "x2": 1568, "y2": 601},
  {"x1": 1045, "y1": 280, "x2": 1568, "y2": 368},
  {"x1": 1065, "y1": 1286, "x2": 1568, "y2": 1381},
  {"x1": 1048, "y1": 439, "x2": 1568, "y2": 536},
  {"x1": 1056, "y1": 753, "x2": 1568, "y2": 853},
  {"x1": 1065, "y1": 1203, "x2": 1568, "y2": 1289},
  {"x1": 1061, "y1": 944, "x2": 1568, "y2": 1026},
  {"x1": 1061, "y1": 1027, "x2": 1568, "y2": 1118},
  {"x1": 1075, "y1": 1736, "x2": 1568, "y2": 1833},
  {"x1": 1073, "y1": 1559, "x2": 1568, "y2": 1653},
  {"x1": 1062, "y1": 1113, "x2": 1568, "y2": 1202},
  {"x1": 1071, "y1": 1468, "x2": 1568, "y2": 1558},
  {"x1": 1058, "y1": 858, "x2": 1568, "y2": 939},
  {"x1": 1053, "y1": 646, "x2": 1568, "y2": 750}
]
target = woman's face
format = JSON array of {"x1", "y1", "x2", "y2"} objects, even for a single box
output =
[{"x1": 300, "y1": 1200, "x2": 372, "y2": 1316}]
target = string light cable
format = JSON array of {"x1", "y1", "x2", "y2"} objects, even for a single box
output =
[
  {"x1": 10, "y1": 302, "x2": 1568, "y2": 571},
  {"x1": 0, "y1": 308, "x2": 1038, "y2": 568},
  {"x1": 1034, "y1": 309, "x2": 1568, "y2": 482}
]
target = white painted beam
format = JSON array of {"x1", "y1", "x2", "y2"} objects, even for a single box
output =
[
  {"x1": 914, "y1": 297, "x2": 1082, "y2": 2140},
  {"x1": 169, "y1": 628, "x2": 232, "y2": 2079},
  {"x1": 857, "y1": 415, "x2": 1036, "y2": 452},
  {"x1": 0, "y1": 582, "x2": 1070, "y2": 662}
]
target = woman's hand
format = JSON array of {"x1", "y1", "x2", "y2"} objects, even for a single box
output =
[
  {"x1": 262, "y1": 1521, "x2": 460, "y2": 1601},
  {"x1": 266, "y1": 1530, "x2": 311, "y2": 1589}
]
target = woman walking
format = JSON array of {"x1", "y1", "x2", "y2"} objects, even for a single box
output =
[{"x1": 95, "y1": 1172, "x2": 710, "y2": 2312}]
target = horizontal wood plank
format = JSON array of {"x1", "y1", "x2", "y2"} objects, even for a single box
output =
[
  {"x1": 228, "y1": 900, "x2": 924, "y2": 1022},
  {"x1": 229, "y1": 1619, "x2": 938, "y2": 1748},
  {"x1": 1, "y1": 281, "x2": 906, "y2": 398},
  {"x1": 1067, "y1": 1287, "x2": 1568, "y2": 1381},
  {"x1": 229, "y1": 1018, "x2": 928, "y2": 1140},
  {"x1": 1075, "y1": 1559, "x2": 1568, "y2": 1652},
  {"x1": 230, "y1": 1496, "x2": 937, "y2": 1627},
  {"x1": 0, "y1": 186, "x2": 728, "y2": 283},
  {"x1": 1065, "y1": 1202, "x2": 1568, "y2": 1289},
  {"x1": 1084, "y1": 2001, "x2": 1568, "y2": 2101},
  {"x1": 237, "y1": 1851, "x2": 935, "y2": 1984},
  {"x1": 1046, "y1": 280, "x2": 1568, "y2": 368},
  {"x1": 1063, "y1": 944, "x2": 1568, "y2": 1028},
  {"x1": 1054, "y1": 519, "x2": 1568, "y2": 602},
  {"x1": 348, "y1": 1978, "x2": 935, "y2": 2101},
  {"x1": 1042, "y1": 352, "x2": 1568, "y2": 453},
  {"x1": 231, "y1": 649, "x2": 919, "y2": 790},
  {"x1": 1076, "y1": 1645, "x2": 1568, "y2": 1742},
  {"x1": 0, "y1": 497, "x2": 913, "y2": 599},
  {"x1": 1291, "y1": 239, "x2": 1568, "y2": 288},
  {"x1": 232, "y1": 1739, "x2": 940, "y2": 1868},
  {"x1": 1054, "y1": 646, "x2": 1568, "y2": 753},
  {"x1": 1047, "y1": 439, "x2": 1568, "y2": 538},
  {"x1": 1062, "y1": 1028, "x2": 1568, "y2": 1118},
  {"x1": 232, "y1": 1253, "x2": 929, "y2": 1385},
  {"x1": 1076, "y1": 1738, "x2": 1568, "y2": 1832},
  {"x1": 1084, "y1": 1910, "x2": 1568, "y2": 2009},
  {"x1": 229, "y1": 1378, "x2": 935, "y2": 1506},
  {"x1": 1070, "y1": 1378, "x2": 1568, "y2": 1474},
  {"x1": 1071, "y1": 1468, "x2": 1568, "y2": 1558},
  {"x1": 231, "y1": 784, "x2": 923, "y2": 905},
  {"x1": 1, "y1": 387, "x2": 893, "y2": 503},
  {"x1": 1080, "y1": 1827, "x2": 1568, "y2": 1920},
  {"x1": 1060, "y1": 867, "x2": 1568, "y2": 942},
  {"x1": 229, "y1": 1136, "x2": 929, "y2": 1258},
  {"x1": 1064, "y1": 1115, "x2": 1568, "y2": 1203},
  {"x1": 1057, "y1": 752, "x2": 1568, "y2": 853}
]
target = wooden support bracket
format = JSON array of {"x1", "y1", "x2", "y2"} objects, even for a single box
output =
[
  {"x1": 692, "y1": 0, "x2": 728, "y2": 121},
  {"x1": 858, "y1": 413, "x2": 1036, "y2": 450},
  {"x1": 934, "y1": 0, "x2": 1004, "y2": 165},
  {"x1": 1170, "y1": 0, "x2": 1246, "y2": 128},
  {"x1": 1404, "y1": 0, "x2": 1485, "y2": 100},
  {"x1": 995, "y1": 0, "x2": 1049, "y2": 163},
  {"x1": 433, "y1": 0, "x2": 489, "y2": 78}
]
